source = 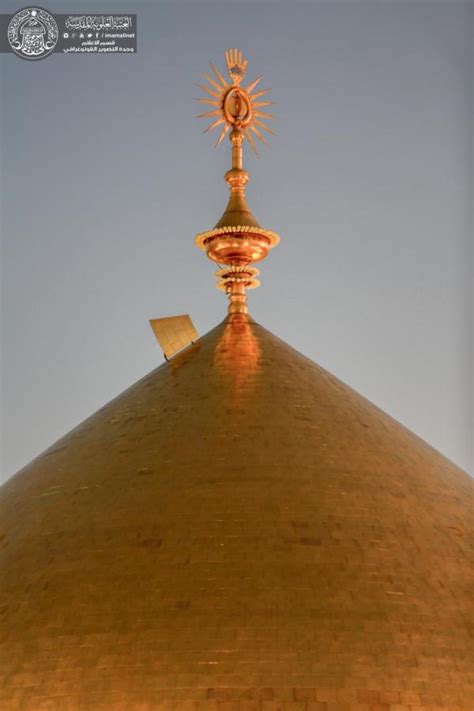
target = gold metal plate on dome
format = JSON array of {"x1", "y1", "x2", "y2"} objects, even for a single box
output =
[{"x1": 149, "y1": 314, "x2": 198, "y2": 360}]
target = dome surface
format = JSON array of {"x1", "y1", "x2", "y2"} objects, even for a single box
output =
[{"x1": 1, "y1": 314, "x2": 472, "y2": 710}]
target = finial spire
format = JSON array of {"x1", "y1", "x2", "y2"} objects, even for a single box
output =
[{"x1": 195, "y1": 49, "x2": 280, "y2": 315}]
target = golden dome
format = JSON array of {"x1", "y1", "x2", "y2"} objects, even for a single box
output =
[{"x1": 1, "y1": 312, "x2": 472, "y2": 709}]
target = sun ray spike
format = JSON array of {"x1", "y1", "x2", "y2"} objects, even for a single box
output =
[
  {"x1": 215, "y1": 124, "x2": 230, "y2": 147},
  {"x1": 195, "y1": 98, "x2": 220, "y2": 106},
  {"x1": 196, "y1": 109, "x2": 221, "y2": 119},
  {"x1": 250, "y1": 124, "x2": 269, "y2": 145},
  {"x1": 204, "y1": 117, "x2": 225, "y2": 133},
  {"x1": 254, "y1": 119, "x2": 275, "y2": 135},
  {"x1": 203, "y1": 73, "x2": 223, "y2": 93},
  {"x1": 246, "y1": 76, "x2": 263, "y2": 94},
  {"x1": 197, "y1": 83, "x2": 220, "y2": 99},
  {"x1": 245, "y1": 128, "x2": 259, "y2": 156},
  {"x1": 254, "y1": 110, "x2": 275, "y2": 119},
  {"x1": 249, "y1": 88, "x2": 271, "y2": 100},
  {"x1": 209, "y1": 61, "x2": 227, "y2": 87},
  {"x1": 252, "y1": 101, "x2": 273, "y2": 109}
]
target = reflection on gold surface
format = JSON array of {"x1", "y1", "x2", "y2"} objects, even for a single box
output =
[{"x1": 213, "y1": 313, "x2": 261, "y2": 407}]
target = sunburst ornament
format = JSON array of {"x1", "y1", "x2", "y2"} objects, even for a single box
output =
[{"x1": 196, "y1": 48, "x2": 274, "y2": 153}]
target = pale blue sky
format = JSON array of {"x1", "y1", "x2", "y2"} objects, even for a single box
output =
[{"x1": 1, "y1": 0, "x2": 472, "y2": 480}]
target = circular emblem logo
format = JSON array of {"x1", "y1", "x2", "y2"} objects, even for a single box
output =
[{"x1": 8, "y1": 7, "x2": 58, "y2": 60}]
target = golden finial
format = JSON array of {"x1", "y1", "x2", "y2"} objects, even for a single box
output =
[{"x1": 195, "y1": 49, "x2": 280, "y2": 316}]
